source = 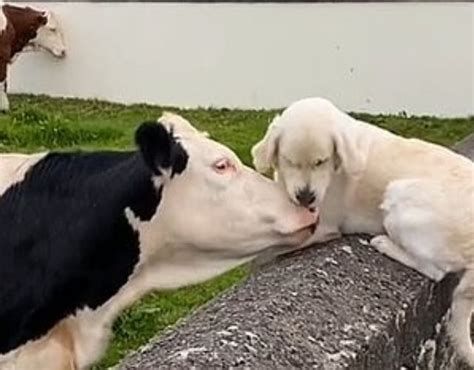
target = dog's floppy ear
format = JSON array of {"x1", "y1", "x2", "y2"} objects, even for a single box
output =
[
  {"x1": 251, "y1": 114, "x2": 281, "y2": 174},
  {"x1": 332, "y1": 127, "x2": 366, "y2": 177},
  {"x1": 135, "y1": 121, "x2": 189, "y2": 177}
]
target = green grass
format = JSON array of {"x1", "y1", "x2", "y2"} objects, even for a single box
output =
[
  {"x1": 98, "y1": 267, "x2": 248, "y2": 369},
  {"x1": 2, "y1": 94, "x2": 473, "y2": 369}
]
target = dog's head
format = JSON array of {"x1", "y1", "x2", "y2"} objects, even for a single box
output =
[{"x1": 252, "y1": 97, "x2": 366, "y2": 210}]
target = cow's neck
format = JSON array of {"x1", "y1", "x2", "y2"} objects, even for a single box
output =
[
  {"x1": 93, "y1": 243, "x2": 253, "y2": 330},
  {"x1": 3, "y1": 5, "x2": 45, "y2": 57},
  {"x1": 69, "y1": 237, "x2": 255, "y2": 368}
]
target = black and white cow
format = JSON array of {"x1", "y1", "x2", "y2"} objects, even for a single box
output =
[{"x1": 0, "y1": 113, "x2": 318, "y2": 370}]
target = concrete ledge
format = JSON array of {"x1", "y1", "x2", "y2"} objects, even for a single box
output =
[{"x1": 120, "y1": 136, "x2": 473, "y2": 369}]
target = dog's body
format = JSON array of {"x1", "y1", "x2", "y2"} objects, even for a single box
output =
[{"x1": 252, "y1": 97, "x2": 474, "y2": 366}]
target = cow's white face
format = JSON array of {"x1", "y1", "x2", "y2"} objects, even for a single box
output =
[
  {"x1": 160, "y1": 134, "x2": 317, "y2": 255},
  {"x1": 31, "y1": 11, "x2": 66, "y2": 58},
  {"x1": 134, "y1": 114, "x2": 318, "y2": 284}
]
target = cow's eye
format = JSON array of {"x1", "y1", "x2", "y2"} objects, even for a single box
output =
[{"x1": 212, "y1": 158, "x2": 235, "y2": 174}]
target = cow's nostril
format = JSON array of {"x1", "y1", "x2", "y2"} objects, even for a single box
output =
[{"x1": 295, "y1": 187, "x2": 316, "y2": 208}]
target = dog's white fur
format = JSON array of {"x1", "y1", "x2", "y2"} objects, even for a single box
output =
[{"x1": 252, "y1": 97, "x2": 474, "y2": 366}]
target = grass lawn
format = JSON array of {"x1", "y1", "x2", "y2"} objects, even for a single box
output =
[{"x1": 1, "y1": 94, "x2": 473, "y2": 369}]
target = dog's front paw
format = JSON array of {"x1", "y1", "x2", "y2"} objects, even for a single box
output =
[
  {"x1": 300, "y1": 230, "x2": 341, "y2": 248},
  {"x1": 370, "y1": 235, "x2": 393, "y2": 255},
  {"x1": 370, "y1": 235, "x2": 446, "y2": 282}
]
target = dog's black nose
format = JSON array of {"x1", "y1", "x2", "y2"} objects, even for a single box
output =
[{"x1": 295, "y1": 187, "x2": 316, "y2": 208}]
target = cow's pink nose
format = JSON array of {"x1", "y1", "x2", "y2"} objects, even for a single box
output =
[
  {"x1": 277, "y1": 207, "x2": 319, "y2": 237},
  {"x1": 298, "y1": 207, "x2": 319, "y2": 229}
]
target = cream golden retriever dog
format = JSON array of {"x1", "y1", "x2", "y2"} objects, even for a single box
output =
[{"x1": 252, "y1": 97, "x2": 474, "y2": 367}]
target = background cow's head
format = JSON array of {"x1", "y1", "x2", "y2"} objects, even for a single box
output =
[
  {"x1": 30, "y1": 10, "x2": 66, "y2": 58},
  {"x1": 131, "y1": 114, "x2": 318, "y2": 288}
]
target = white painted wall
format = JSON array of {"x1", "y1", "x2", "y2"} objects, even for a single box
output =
[{"x1": 10, "y1": 2, "x2": 474, "y2": 116}]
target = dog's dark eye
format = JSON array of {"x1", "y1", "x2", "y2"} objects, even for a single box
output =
[{"x1": 311, "y1": 159, "x2": 328, "y2": 169}]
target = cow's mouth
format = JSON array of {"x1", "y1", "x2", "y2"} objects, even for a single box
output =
[
  {"x1": 259, "y1": 216, "x2": 319, "y2": 261},
  {"x1": 33, "y1": 43, "x2": 66, "y2": 58},
  {"x1": 48, "y1": 48, "x2": 67, "y2": 58},
  {"x1": 296, "y1": 212, "x2": 319, "y2": 235},
  {"x1": 310, "y1": 215, "x2": 320, "y2": 233},
  {"x1": 252, "y1": 220, "x2": 318, "y2": 263},
  {"x1": 306, "y1": 212, "x2": 319, "y2": 234}
]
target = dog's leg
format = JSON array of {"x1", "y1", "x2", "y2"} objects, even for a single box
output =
[
  {"x1": 298, "y1": 223, "x2": 341, "y2": 249},
  {"x1": 449, "y1": 268, "x2": 474, "y2": 367},
  {"x1": 370, "y1": 235, "x2": 445, "y2": 281},
  {"x1": 311, "y1": 226, "x2": 342, "y2": 244},
  {"x1": 375, "y1": 179, "x2": 464, "y2": 282}
]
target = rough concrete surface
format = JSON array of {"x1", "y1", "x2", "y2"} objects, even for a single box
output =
[{"x1": 121, "y1": 135, "x2": 474, "y2": 370}]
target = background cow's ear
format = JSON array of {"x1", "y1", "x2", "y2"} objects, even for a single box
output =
[{"x1": 135, "y1": 122, "x2": 188, "y2": 177}]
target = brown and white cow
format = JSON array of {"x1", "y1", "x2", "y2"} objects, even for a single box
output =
[{"x1": 0, "y1": 4, "x2": 66, "y2": 111}]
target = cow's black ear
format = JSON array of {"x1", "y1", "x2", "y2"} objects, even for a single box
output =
[{"x1": 135, "y1": 122, "x2": 188, "y2": 176}]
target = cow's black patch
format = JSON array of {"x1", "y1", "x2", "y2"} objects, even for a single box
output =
[
  {"x1": 0, "y1": 122, "x2": 188, "y2": 354},
  {"x1": 135, "y1": 122, "x2": 188, "y2": 178}
]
